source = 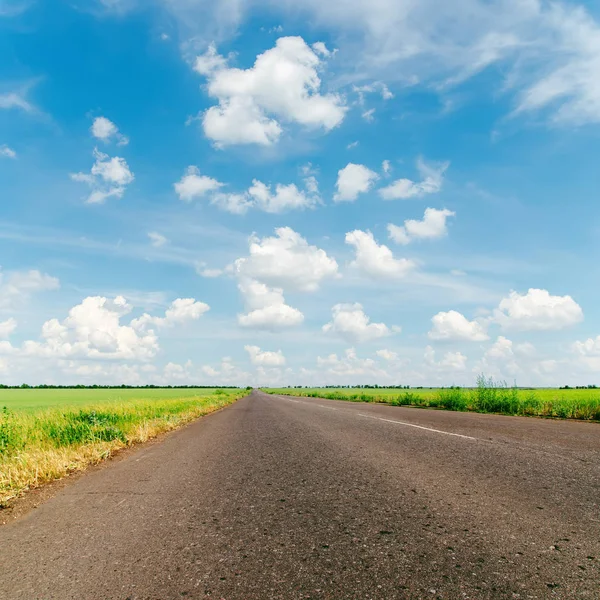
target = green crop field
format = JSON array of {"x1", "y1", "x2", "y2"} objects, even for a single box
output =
[
  {"x1": 0, "y1": 388, "x2": 249, "y2": 504},
  {"x1": 264, "y1": 381, "x2": 600, "y2": 421},
  {"x1": 0, "y1": 388, "x2": 233, "y2": 413}
]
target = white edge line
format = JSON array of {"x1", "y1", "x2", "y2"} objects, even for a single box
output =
[{"x1": 357, "y1": 413, "x2": 478, "y2": 441}]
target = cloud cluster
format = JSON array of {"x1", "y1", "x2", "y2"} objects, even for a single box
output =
[
  {"x1": 0, "y1": 269, "x2": 59, "y2": 310},
  {"x1": 174, "y1": 167, "x2": 319, "y2": 214},
  {"x1": 245, "y1": 344, "x2": 286, "y2": 366},
  {"x1": 234, "y1": 227, "x2": 338, "y2": 292},
  {"x1": 494, "y1": 288, "x2": 583, "y2": 331},
  {"x1": 323, "y1": 303, "x2": 395, "y2": 343},
  {"x1": 71, "y1": 148, "x2": 134, "y2": 204},
  {"x1": 91, "y1": 116, "x2": 129, "y2": 146},
  {"x1": 334, "y1": 163, "x2": 379, "y2": 202},
  {"x1": 194, "y1": 36, "x2": 347, "y2": 146},
  {"x1": 237, "y1": 279, "x2": 303, "y2": 330},
  {"x1": 345, "y1": 230, "x2": 415, "y2": 279},
  {"x1": 388, "y1": 208, "x2": 455, "y2": 245},
  {"x1": 379, "y1": 158, "x2": 448, "y2": 200},
  {"x1": 428, "y1": 310, "x2": 489, "y2": 342}
]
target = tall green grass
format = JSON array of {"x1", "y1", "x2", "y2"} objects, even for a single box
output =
[
  {"x1": 0, "y1": 389, "x2": 248, "y2": 504},
  {"x1": 265, "y1": 378, "x2": 600, "y2": 421}
]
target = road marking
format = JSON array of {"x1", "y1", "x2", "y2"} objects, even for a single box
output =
[
  {"x1": 276, "y1": 395, "x2": 477, "y2": 441},
  {"x1": 357, "y1": 413, "x2": 478, "y2": 440}
]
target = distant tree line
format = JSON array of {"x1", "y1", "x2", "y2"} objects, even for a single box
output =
[
  {"x1": 559, "y1": 385, "x2": 598, "y2": 389},
  {"x1": 0, "y1": 384, "x2": 241, "y2": 389}
]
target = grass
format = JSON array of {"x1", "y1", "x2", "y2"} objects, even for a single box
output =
[
  {"x1": 0, "y1": 387, "x2": 238, "y2": 413},
  {"x1": 264, "y1": 377, "x2": 600, "y2": 421},
  {"x1": 0, "y1": 388, "x2": 249, "y2": 504}
]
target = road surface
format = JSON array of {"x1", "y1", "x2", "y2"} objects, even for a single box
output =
[{"x1": 1, "y1": 390, "x2": 599, "y2": 599}]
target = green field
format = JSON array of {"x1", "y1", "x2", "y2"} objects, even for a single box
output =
[
  {"x1": 264, "y1": 383, "x2": 600, "y2": 421},
  {"x1": 0, "y1": 388, "x2": 234, "y2": 413},
  {"x1": 0, "y1": 388, "x2": 249, "y2": 504}
]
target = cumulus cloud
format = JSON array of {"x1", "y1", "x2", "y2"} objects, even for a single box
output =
[
  {"x1": 379, "y1": 158, "x2": 448, "y2": 200},
  {"x1": 428, "y1": 310, "x2": 489, "y2": 342},
  {"x1": 237, "y1": 279, "x2": 304, "y2": 330},
  {"x1": 317, "y1": 347, "x2": 389, "y2": 381},
  {"x1": 323, "y1": 303, "x2": 396, "y2": 343},
  {"x1": 0, "y1": 269, "x2": 59, "y2": 310},
  {"x1": 334, "y1": 163, "x2": 379, "y2": 202},
  {"x1": 23, "y1": 296, "x2": 159, "y2": 361},
  {"x1": 234, "y1": 227, "x2": 338, "y2": 292},
  {"x1": 0, "y1": 318, "x2": 17, "y2": 339},
  {"x1": 345, "y1": 229, "x2": 415, "y2": 279},
  {"x1": 493, "y1": 288, "x2": 583, "y2": 331},
  {"x1": 91, "y1": 116, "x2": 129, "y2": 146},
  {"x1": 0, "y1": 145, "x2": 16, "y2": 159},
  {"x1": 388, "y1": 208, "x2": 455, "y2": 245},
  {"x1": 245, "y1": 179, "x2": 319, "y2": 213},
  {"x1": 131, "y1": 298, "x2": 210, "y2": 331},
  {"x1": 174, "y1": 166, "x2": 224, "y2": 201},
  {"x1": 175, "y1": 167, "x2": 318, "y2": 214},
  {"x1": 245, "y1": 344, "x2": 286, "y2": 366},
  {"x1": 194, "y1": 36, "x2": 347, "y2": 146},
  {"x1": 424, "y1": 345, "x2": 467, "y2": 370},
  {"x1": 376, "y1": 348, "x2": 398, "y2": 361},
  {"x1": 71, "y1": 148, "x2": 134, "y2": 204}
]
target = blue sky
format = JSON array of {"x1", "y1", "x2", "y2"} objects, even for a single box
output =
[{"x1": 1, "y1": 0, "x2": 600, "y2": 386}]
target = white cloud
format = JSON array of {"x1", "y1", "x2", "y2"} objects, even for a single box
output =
[
  {"x1": 317, "y1": 347, "x2": 386, "y2": 377},
  {"x1": 379, "y1": 158, "x2": 448, "y2": 200},
  {"x1": 493, "y1": 288, "x2": 583, "y2": 331},
  {"x1": 424, "y1": 345, "x2": 467, "y2": 370},
  {"x1": 91, "y1": 116, "x2": 129, "y2": 146},
  {"x1": 311, "y1": 41, "x2": 331, "y2": 57},
  {"x1": 428, "y1": 310, "x2": 489, "y2": 341},
  {"x1": 573, "y1": 335, "x2": 600, "y2": 357},
  {"x1": 323, "y1": 302, "x2": 394, "y2": 343},
  {"x1": 246, "y1": 179, "x2": 318, "y2": 213},
  {"x1": 177, "y1": 168, "x2": 318, "y2": 214},
  {"x1": 0, "y1": 318, "x2": 17, "y2": 339},
  {"x1": 376, "y1": 348, "x2": 398, "y2": 361},
  {"x1": 237, "y1": 279, "x2": 304, "y2": 330},
  {"x1": 362, "y1": 108, "x2": 375, "y2": 122},
  {"x1": 388, "y1": 208, "x2": 455, "y2": 245},
  {"x1": 473, "y1": 336, "x2": 521, "y2": 378},
  {"x1": 0, "y1": 91, "x2": 33, "y2": 112},
  {"x1": 131, "y1": 298, "x2": 210, "y2": 331},
  {"x1": 334, "y1": 163, "x2": 379, "y2": 202},
  {"x1": 148, "y1": 232, "x2": 168, "y2": 247},
  {"x1": 211, "y1": 191, "x2": 254, "y2": 214},
  {"x1": 23, "y1": 296, "x2": 159, "y2": 361},
  {"x1": 347, "y1": 141, "x2": 359, "y2": 149},
  {"x1": 234, "y1": 227, "x2": 338, "y2": 292},
  {"x1": 198, "y1": 268, "x2": 223, "y2": 278},
  {"x1": 71, "y1": 148, "x2": 134, "y2": 205},
  {"x1": 174, "y1": 166, "x2": 224, "y2": 201},
  {"x1": 514, "y1": 4, "x2": 600, "y2": 125},
  {"x1": 345, "y1": 229, "x2": 415, "y2": 279},
  {"x1": 0, "y1": 269, "x2": 60, "y2": 310},
  {"x1": 245, "y1": 344, "x2": 286, "y2": 366},
  {"x1": 0, "y1": 145, "x2": 16, "y2": 159},
  {"x1": 382, "y1": 159, "x2": 391, "y2": 174},
  {"x1": 194, "y1": 36, "x2": 347, "y2": 146}
]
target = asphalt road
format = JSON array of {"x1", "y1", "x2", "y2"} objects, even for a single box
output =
[{"x1": 1, "y1": 390, "x2": 599, "y2": 599}]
